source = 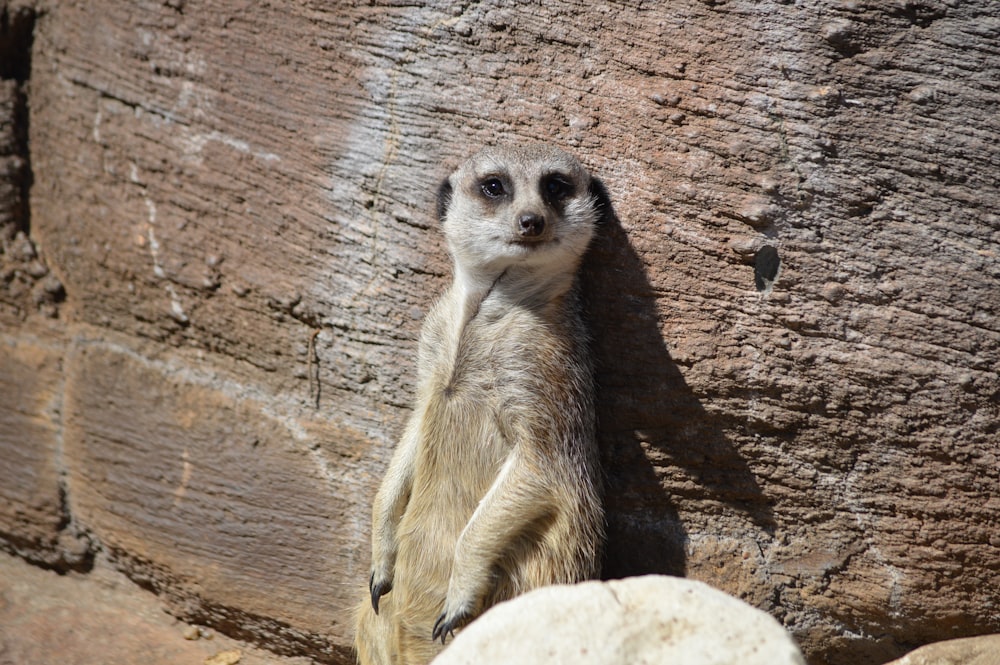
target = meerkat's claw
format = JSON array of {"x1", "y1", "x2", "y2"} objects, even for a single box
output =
[
  {"x1": 431, "y1": 610, "x2": 468, "y2": 644},
  {"x1": 369, "y1": 572, "x2": 392, "y2": 614},
  {"x1": 431, "y1": 613, "x2": 448, "y2": 643}
]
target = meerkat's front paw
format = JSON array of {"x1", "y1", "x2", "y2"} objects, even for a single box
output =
[
  {"x1": 431, "y1": 606, "x2": 472, "y2": 644},
  {"x1": 433, "y1": 549, "x2": 485, "y2": 641},
  {"x1": 369, "y1": 568, "x2": 394, "y2": 614}
]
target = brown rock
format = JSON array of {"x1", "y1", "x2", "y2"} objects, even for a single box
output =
[
  {"x1": 0, "y1": 331, "x2": 83, "y2": 567},
  {"x1": 0, "y1": 549, "x2": 308, "y2": 665},
  {"x1": 63, "y1": 335, "x2": 371, "y2": 662},
  {"x1": 0, "y1": 1, "x2": 995, "y2": 663}
]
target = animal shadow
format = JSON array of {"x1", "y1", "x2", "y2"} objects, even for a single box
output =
[{"x1": 580, "y1": 180, "x2": 775, "y2": 579}]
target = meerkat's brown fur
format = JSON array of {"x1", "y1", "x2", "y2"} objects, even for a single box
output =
[{"x1": 354, "y1": 145, "x2": 605, "y2": 665}]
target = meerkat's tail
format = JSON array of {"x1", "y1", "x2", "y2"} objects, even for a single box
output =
[{"x1": 354, "y1": 594, "x2": 394, "y2": 665}]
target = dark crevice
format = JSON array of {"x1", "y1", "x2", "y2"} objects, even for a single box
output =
[
  {"x1": 13, "y1": 86, "x2": 31, "y2": 238},
  {"x1": 1, "y1": 4, "x2": 35, "y2": 240},
  {"x1": 754, "y1": 245, "x2": 781, "y2": 292},
  {"x1": 0, "y1": 5, "x2": 34, "y2": 82},
  {"x1": 1, "y1": 6, "x2": 64, "y2": 320}
]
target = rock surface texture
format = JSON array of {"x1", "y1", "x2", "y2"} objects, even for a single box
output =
[
  {"x1": 0, "y1": 549, "x2": 311, "y2": 665},
  {"x1": 884, "y1": 635, "x2": 1000, "y2": 665},
  {"x1": 430, "y1": 575, "x2": 806, "y2": 665},
  {"x1": 0, "y1": 0, "x2": 997, "y2": 664}
]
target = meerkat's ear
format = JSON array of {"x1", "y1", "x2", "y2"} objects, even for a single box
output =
[
  {"x1": 587, "y1": 177, "x2": 615, "y2": 227},
  {"x1": 436, "y1": 177, "x2": 453, "y2": 224}
]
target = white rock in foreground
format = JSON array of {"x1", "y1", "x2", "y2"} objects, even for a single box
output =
[{"x1": 431, "y1": 575, "x2": 805, "y2": 665}]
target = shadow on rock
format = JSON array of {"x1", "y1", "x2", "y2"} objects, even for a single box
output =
[{"x1": 580, "y1": 180, "x2": 775, "y2": 580}]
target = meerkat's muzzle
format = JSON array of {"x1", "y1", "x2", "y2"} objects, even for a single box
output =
[{"x1": 516, "y1": 212, "x2": 546, "y2": 240}]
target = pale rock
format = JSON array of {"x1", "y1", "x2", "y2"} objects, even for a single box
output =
[
  {"x1": 885, "y1": 635, "x2": 1000, "y2": 665},
  {"x1": 431, "y1": 575, "x2": 805, "y2": 665}
]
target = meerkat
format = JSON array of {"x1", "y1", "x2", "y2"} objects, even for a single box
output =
[{"x1": 354, "y1": 144, "x2": 605, "y2": 665}]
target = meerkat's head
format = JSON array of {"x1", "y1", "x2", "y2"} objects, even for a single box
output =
[{"x1": 437, "y1": 145, "x2": 601, "y2": 285}]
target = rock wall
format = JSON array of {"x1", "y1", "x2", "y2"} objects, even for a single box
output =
[{"x1": 1, "y1": 1, "x2": 997, "y2": 663}]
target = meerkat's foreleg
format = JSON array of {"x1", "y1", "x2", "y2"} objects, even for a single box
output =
[
  {"x1": 431, "y1": 450, "x2": 552, "y2": 642},
  {"x1": 368, "y1": 418, "x2": 421, "y2": 612}
]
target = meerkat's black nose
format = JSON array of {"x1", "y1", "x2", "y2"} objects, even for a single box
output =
[{"x1": 517, "y1": 213, "x2": 546, "y2": 238}]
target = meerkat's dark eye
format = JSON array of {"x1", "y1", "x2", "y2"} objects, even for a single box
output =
[
  {"x1": 481, "y1": 178, "x2": 506, "y2": 198},
  {"x1": 541, "y1": 174, "x2": 574, "y2": 202}
]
